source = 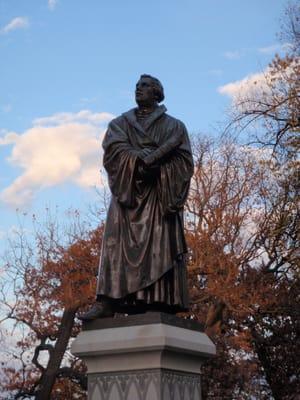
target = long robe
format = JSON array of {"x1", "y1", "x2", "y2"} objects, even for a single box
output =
[{"x1": 97, "y1": 105, "x2": 193, "y2": 307}]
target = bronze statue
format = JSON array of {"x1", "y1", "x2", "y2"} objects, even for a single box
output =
[{"x1": 80, "y1": 75, "x2": 193, "y2": 320}]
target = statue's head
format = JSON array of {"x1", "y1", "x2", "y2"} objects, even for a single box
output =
[{"x1": 135, "y1": 74, "x2": 165, "y2": 107}]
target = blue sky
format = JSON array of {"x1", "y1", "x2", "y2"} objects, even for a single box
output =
[{"x1": 0, "y1": 0, "x2": 288, "y2": 244}]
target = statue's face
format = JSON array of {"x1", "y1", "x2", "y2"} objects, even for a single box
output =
[{"x1": 135, "y1": 77, "x2": 156, "y2": 107}]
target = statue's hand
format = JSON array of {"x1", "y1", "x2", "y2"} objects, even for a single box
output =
[
  {"x1": 143, "y1": 150, "x2": 162, "y2": 167},
  {"x1": 129, "y1": 147, "x2": 153, "y2": 159}
]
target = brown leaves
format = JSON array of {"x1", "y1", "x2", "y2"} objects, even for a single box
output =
[
  {"x1": 186, "y1": 135, "x2": 300, "y2": 399},
  {"x1": 0, "y1": 215, "x2": 104, "y2": 398}
]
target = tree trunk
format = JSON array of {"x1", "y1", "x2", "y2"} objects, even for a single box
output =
[
  {"x1": 35, "y1": 308, "x2": 76, "y2": 400},
  {"x1": 251, "y1": 326, "x2": 282, "y2": 400}
]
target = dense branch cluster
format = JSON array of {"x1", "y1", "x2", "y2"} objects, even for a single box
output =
[{"x1": 0, "y1": 216, "x2": 103, "y2": 399}]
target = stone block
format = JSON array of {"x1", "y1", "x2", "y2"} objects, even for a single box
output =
[{"x1": 71, "y1": 312, "x2": 215, "y2": 400}]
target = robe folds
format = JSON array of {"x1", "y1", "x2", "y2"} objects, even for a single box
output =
[{"x1": 97, "y1": 105, "x2": 194, "y2": 308}]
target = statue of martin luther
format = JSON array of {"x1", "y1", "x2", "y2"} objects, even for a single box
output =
[{"x1": 80, "y1": 74, "x2": 194, "y2": 320}]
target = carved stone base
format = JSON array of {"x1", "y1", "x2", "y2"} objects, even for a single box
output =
[
  {"x1": 89, "y1": 369, "x2": 201, "y2": 400},
  {"x1": 71, "y1": 312, "x2": 215, "y2": 400}
]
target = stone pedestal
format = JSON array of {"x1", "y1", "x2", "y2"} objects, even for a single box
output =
[{"x1": 71, "y1": 312, "x2": 215, "y2": 400}]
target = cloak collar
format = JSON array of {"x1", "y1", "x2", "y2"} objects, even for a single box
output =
[{"x1": 122, "y1": 104, "x2": 167, "y2": 134}]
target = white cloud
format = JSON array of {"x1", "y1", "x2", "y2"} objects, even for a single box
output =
[
  {"x1": 258, "y1": 42, "x2": 292, "y2": 54},
  {"x1": 223, "y1": 50, "x2": 241, "y2": 60},
  {"x1": 0, "y1": 111, "x2": 114, "y2": 207},
  {"x1": 1, "y1": 17, "x2": 29, "y2": 34},
  {"x1": 48, "y1": 0, "x2": 58, "y2": 11},
  {"x1": 0, "y1": 131, "x2": 19, "y2": 145},
  {"x1": 218, "y1": 69, "x2": 270, "y2": 100},
  {"x1": 218, "y1": 57, "x2": 299, "y2": 104},
  {"x1": 33, "y1": 110, "x2": 114, "y2": 126}
]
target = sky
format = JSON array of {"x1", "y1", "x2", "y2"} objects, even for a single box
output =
[{"x1": 0, "y1": 0, "x2": 288, "y2": 247}]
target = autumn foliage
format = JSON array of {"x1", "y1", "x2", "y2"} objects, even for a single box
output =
[
  {"x1": 185, "y1": 136, "x2": 299, "y2": 399},
  {"x1": 0, "y1": 216, "x2": 104, "y2": 399}
]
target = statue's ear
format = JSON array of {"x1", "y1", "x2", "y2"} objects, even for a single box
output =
[{"x1": 154, "y1": 92, "x2": 161, "y2": 103}]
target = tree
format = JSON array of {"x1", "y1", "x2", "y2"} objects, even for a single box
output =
[
  {"x1": 225, "y1": 3, "x2": 299, "y2": 170},
  {"x1": 191, "y1": 3, "x2": 299, "y2": 398},
  {"x1": 225, "y1": 6, "x2": 300, "y2": 396},
  {"x1": 185, "y1": 136, "x2": 273, "y2": 399},
  {"x1": 0, "y1": 212, "x2": 104, "y2": 399},
  {"x1": 280, "y1": 1, "x2": 300, "y2": 56},
  {"x1": 186, "y1": 134, "x2": 299, "y2": 399}
]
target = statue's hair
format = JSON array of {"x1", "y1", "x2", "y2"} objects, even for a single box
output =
[{"x1": 140, "y1": 74, "x2": 165, "y2": 103}]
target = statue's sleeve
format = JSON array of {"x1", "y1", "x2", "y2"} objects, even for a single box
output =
[
  {"x1": 102, "y1": 120, "x2": 141, "y2": 208},
  {"x1": 142, "y1": 130, "x2": 183, "y2": 166},
  {"x1": 157, "y1": 124, "x2": 194, "y2": 215}
]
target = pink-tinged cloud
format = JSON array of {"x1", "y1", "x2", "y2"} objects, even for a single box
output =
[
  {"x1": 1, "y1": 17, "x2": 29, "y2": 34},
  {"x1": 0, "y1": 111, "x2": 114, "y2": 207}
]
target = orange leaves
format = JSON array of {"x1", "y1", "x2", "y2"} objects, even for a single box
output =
[
  {"x1": 187, "y1": 138, "x2": 266, "y2": 320},
  {"x1": 0, "y1": 218, "x2": 104, "y2": 397},
  {"x1": 51, "y1": 377, "x2": 86, "y2": 400},
  {"x1": 2, "y1": 365, "x2": 39, "y2": 394},
  {"x1": 30, "y1": 225, "x2": 104, "y2": 311}
]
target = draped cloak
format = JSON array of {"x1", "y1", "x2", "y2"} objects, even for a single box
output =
[{"x1": 96, "y1": 105, "x2": 193, "y2": 306}]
